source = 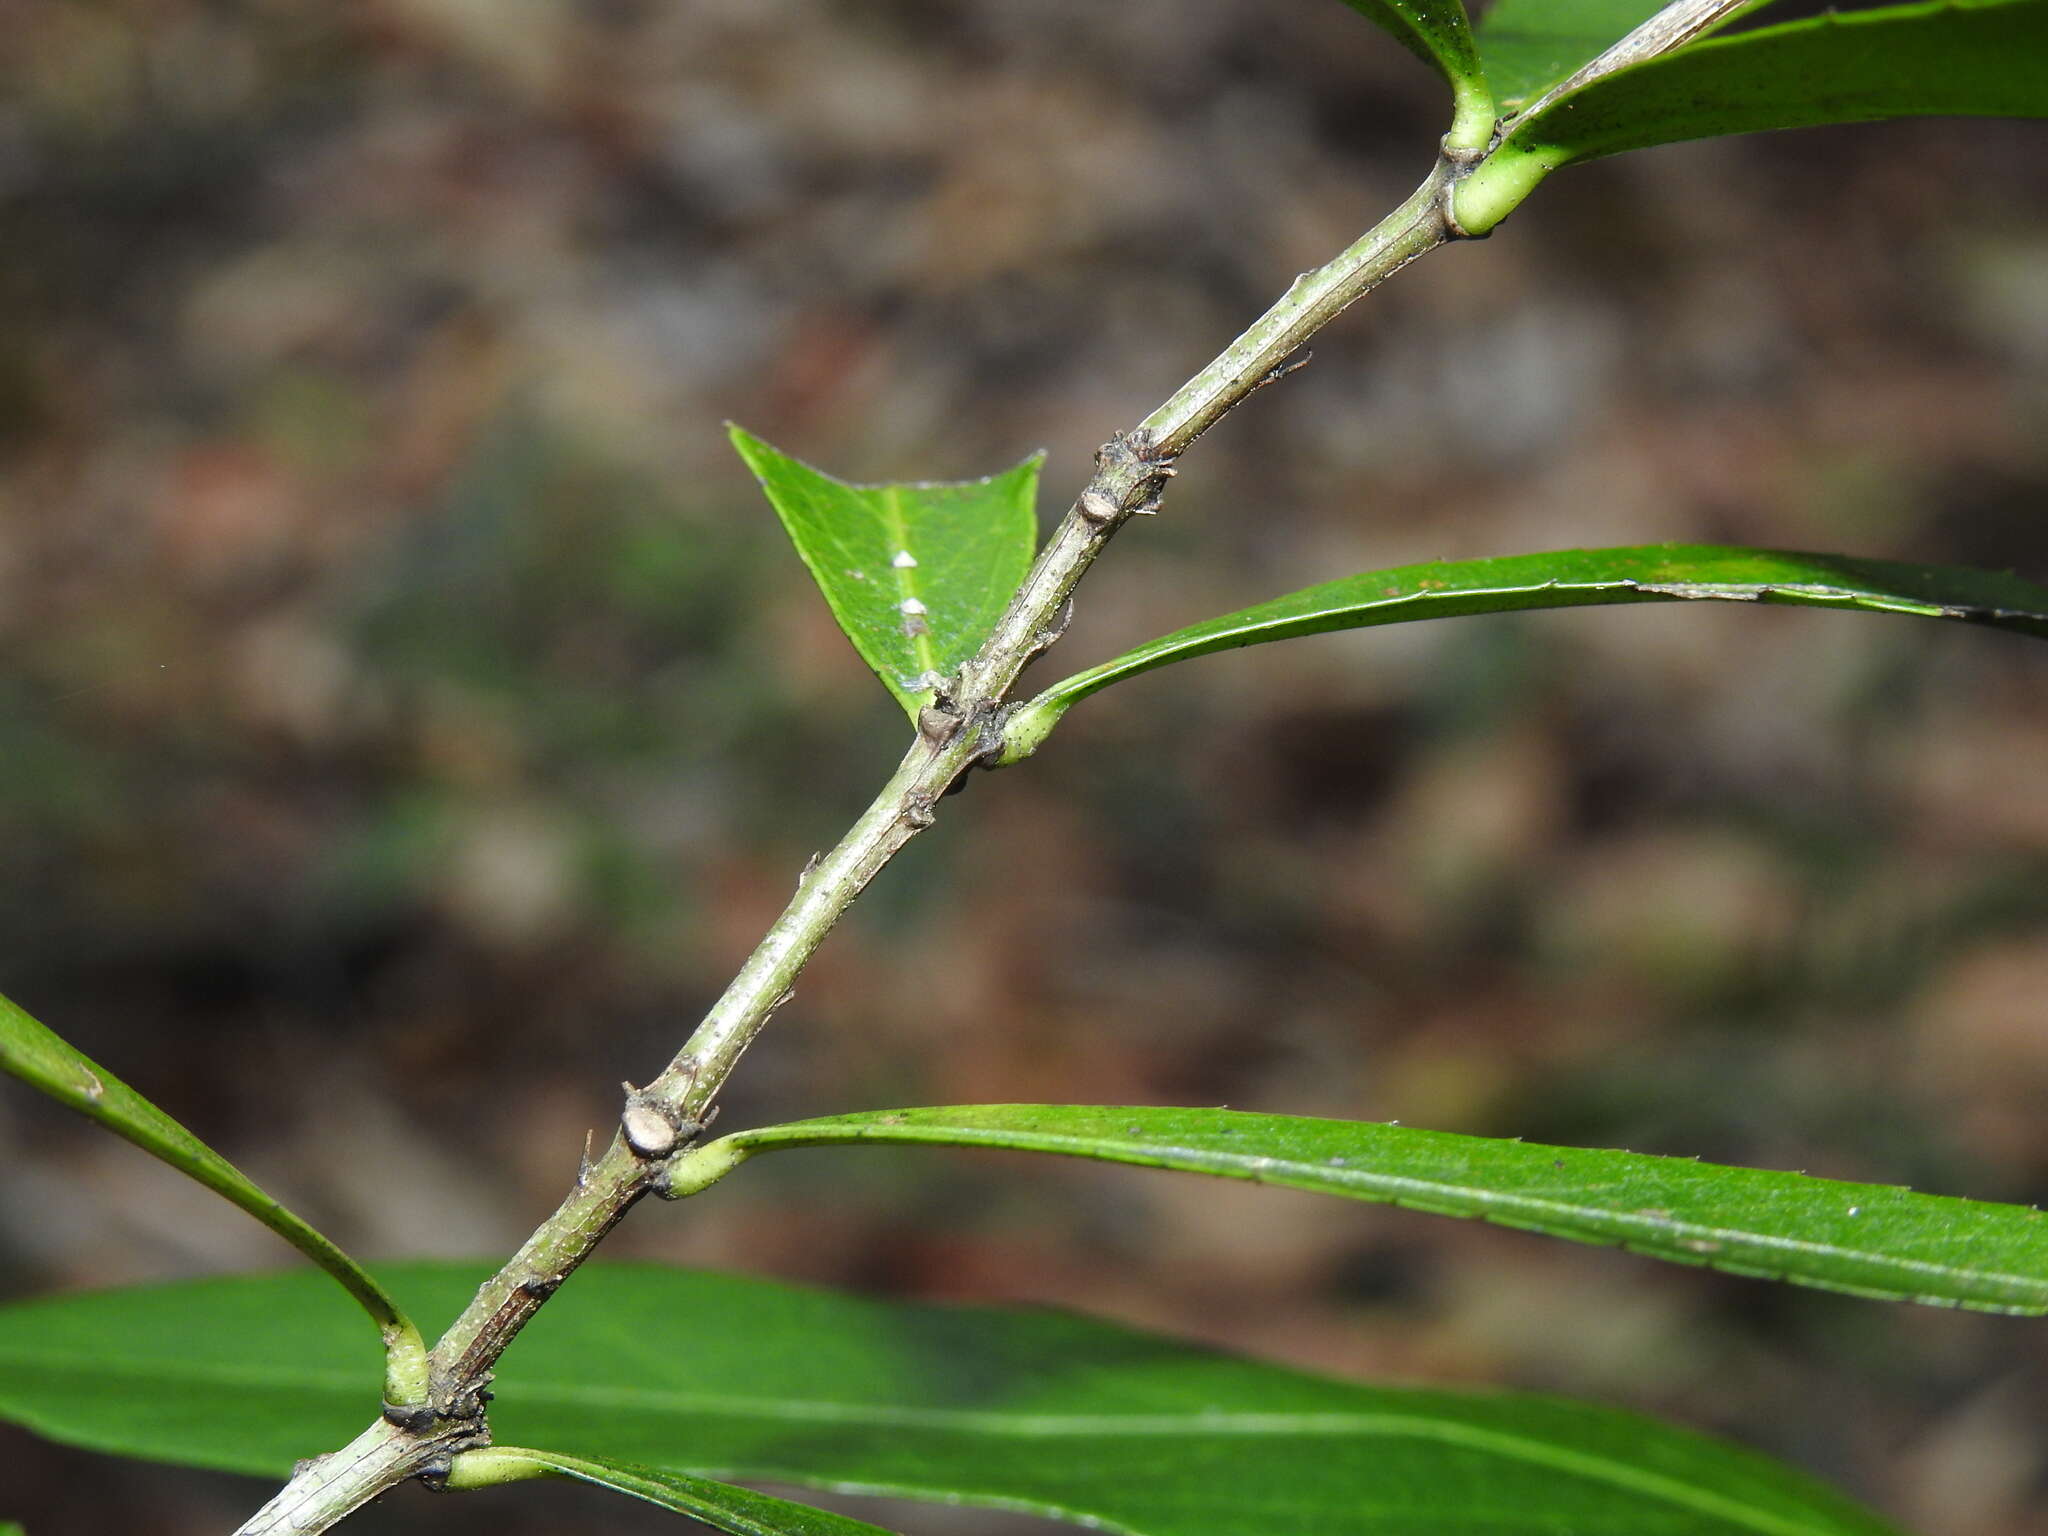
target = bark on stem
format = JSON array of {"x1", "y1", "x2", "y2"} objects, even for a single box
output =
[{"x1": 227, "y1": 156, "x2": 1462, "y2": 1536}]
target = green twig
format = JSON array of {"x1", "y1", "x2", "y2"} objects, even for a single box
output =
[{"x1": 228, "y1": 148, "x2": 1471, "y2": 1536}]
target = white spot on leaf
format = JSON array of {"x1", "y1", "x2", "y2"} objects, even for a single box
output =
[{"x1": 891, "y1": 550, "x2": 918, "y2": 569}]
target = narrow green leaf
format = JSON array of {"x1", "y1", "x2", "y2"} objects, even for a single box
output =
[
  {"x1": 1459, "y1": 0, "x2": 2048, "y2": 231},
  {"x1": 729, "y1": 427, "x2": 1041, "y2": 721},
  {"x1": 1335, "y1": 0, "x2": 1498, "y2": 149},
  {"x1": 0, "y1": 992, "x2": 429, "y2": 1409},
  {"x1": 698, "y1": 1106, "x2": 2048, "y2": 1314},
  {"x1": 998, "y1": 545, "x2": 2048, "y2": 761},
  {"x1": 446, "y1": 1447, "x2": 898, "y2": 1535},
  {"x1": 0, "y1": 1264, "x2": 1903, "y2": 1536}
]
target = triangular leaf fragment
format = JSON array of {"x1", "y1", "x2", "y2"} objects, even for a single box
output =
[{"x1": 730, "y1": 427, "x2": 1041, "y2": 720}]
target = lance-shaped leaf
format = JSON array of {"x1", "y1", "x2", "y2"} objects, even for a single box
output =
[
  {"x1": 0, "y1": 991, "x2": 429, "y2": 1410},
  {"x1": 0, "y1": 1263, "x2": 1905, "y2": 1536},
  {"x1": 1457, "y1": 0, "x2": 2048, "y2": 233},
  {"x1": 1333, "y1": 0, "x2": 1497, "y2": 150},
  {"x1": 995, "y1": 545, "x2": 2048, "y2": 761},
  {"x1": 675, "y1": 1106, "x2": 2048, "y2": 1314},
  {"x1": 445, "y1": 1447, "x2": 898, "y2": 1535},
  {"x1": 730, "y1": 427, "x2": 1041, "y2": 721}
]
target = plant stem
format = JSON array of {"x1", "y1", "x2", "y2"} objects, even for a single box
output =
[
  {"x1": 956, "y1": 162, "x2": 1456, "y2": 714},
  {"x1": 433, "y1": 731, "x2": 985, "y2": 1389},
  {"x1": 230, "y1": 1419, "x2": 450, "y2": 1536},
  {"x1": 1148, "y1": 165, "x2": 1454, "y2": 453},
  {"x1": 227, "y1": 153, "x2": 1465, "y2": 1536}
]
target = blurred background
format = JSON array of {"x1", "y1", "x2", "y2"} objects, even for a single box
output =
[{"x1": 2, "y1": 1, "x2": 2046, "y2": 1531}]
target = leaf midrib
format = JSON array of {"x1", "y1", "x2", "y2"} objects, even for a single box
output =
[
  {"x1": 560, "y1": 1396, "x2": 1833, "y2": 1534},
  {"x1": 877, "y1": 485, "x2": 937, "y2": 683},
  {"x1": 732, "y1": 1123, "x2": 2048, "y2": 1308},
  {"x1": 0, "y1": 1352, "x2": 1841, "y2": 1536},
  {"x1": 525, "y1": 1388, "x2": 1849, "y2": 1536},
  {"x1": 1059, "y1": 577, "x2": 2004, "y2": 703}
]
